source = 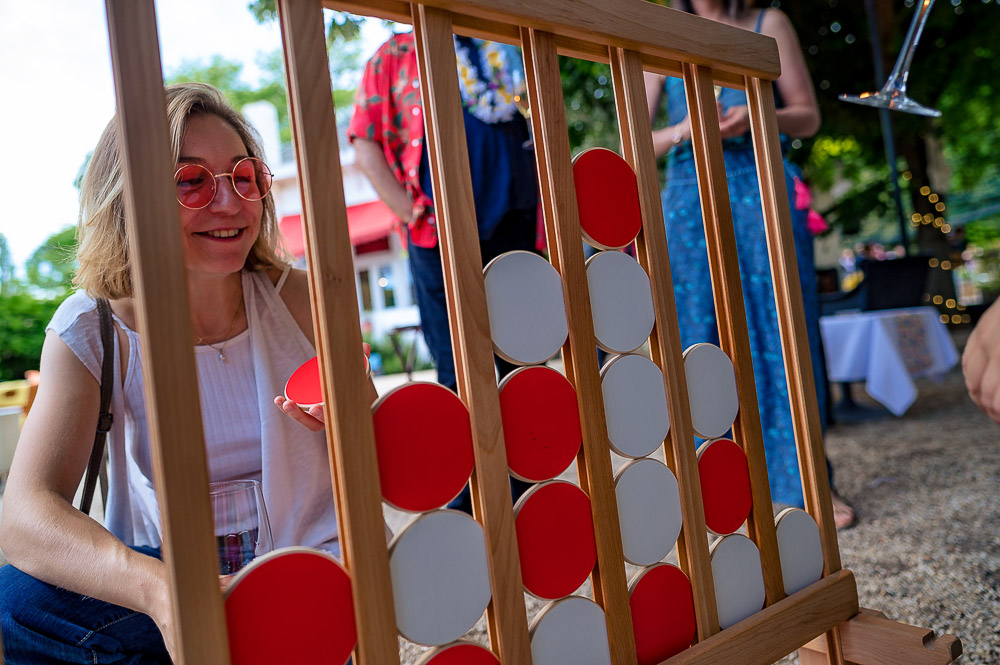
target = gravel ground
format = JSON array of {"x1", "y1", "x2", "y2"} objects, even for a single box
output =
[{"x1": 2, "y1": 330, "x2": 995, "y2": 663}]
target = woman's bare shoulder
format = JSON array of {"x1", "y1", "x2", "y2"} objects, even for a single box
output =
[{"x1": 268, "y1": 267, "x2": 315, "y2": 343}]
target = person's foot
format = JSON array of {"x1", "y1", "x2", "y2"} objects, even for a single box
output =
[{"x1": 831, "y1": 492, "x2": 856, "y2": 530}]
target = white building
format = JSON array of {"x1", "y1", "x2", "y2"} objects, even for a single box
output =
[{"x1": 243, "y1": 101, "x2": 425, "y2": 357}]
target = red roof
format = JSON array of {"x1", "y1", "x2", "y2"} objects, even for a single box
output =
[{"x1": 278, "y1": 199, "x2": 397, "y2": 257}]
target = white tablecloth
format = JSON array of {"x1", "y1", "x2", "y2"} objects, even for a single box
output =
[{"x1": 820, "y1": 306, "x2": 959, "y2": 416}]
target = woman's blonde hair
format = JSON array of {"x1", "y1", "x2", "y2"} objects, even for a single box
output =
[{"x1": 74, "y1": 82, "x2": 288, "y2": 299}]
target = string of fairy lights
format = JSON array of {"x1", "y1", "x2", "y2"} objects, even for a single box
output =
[{"x1": 902, "y1": 170, "x2": 972, "y2": 326}]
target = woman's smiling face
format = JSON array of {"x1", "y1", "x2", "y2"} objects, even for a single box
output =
[{"x1": 175, "y1": 113, "x2": 263, "y2": 279}]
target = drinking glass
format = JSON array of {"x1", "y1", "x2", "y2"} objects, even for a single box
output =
[{"x1": 210, "y1": 479, "x2": 273, "y2": 577}]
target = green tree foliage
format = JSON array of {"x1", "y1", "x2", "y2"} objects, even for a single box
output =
[
  {"x1": 0, "y1": 234, "x2": 15, "y2": 297},
  {"x1": 781, "y1": 0, "x2": 1000, "y2": 247},
  {"x1": 0, "y1": 292, "x2": 65, "y2": 381},
  {"x1": 25, "y1": 227, "x2": 77, "y2": 297}
]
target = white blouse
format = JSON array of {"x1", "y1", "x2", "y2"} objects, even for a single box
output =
[{"x1": 49, "y1": 269, "x2": 340, "y2": 554}]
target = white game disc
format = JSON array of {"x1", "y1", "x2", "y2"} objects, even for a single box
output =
[
  {"x1": 775, "y1": 508, "x2": 824, "y2": 596},
  {"x1": 710, "y1": 534, "x2": 765, "y2": 629},
  {"x1": 586, "y1": 250, "x2": 655, "y2": 354},
  {"x1": 389, "y1": 510, "x2": 492, "y2": 646},
  {"x1": 529, "y1": 596, "x2": 613, "y2": 665},
  {"x1": 484, "y1": 251, "x2": 568, "y2": 366},
  {"x1": 683, "y1": 343, "x2": 739, "y2": 439},
  {"x1": 614, "y1": 458, "x2": 683, "y2": 566},
  {"x1": 600, "y1": 353, "x2": 670, "y2": 458}
]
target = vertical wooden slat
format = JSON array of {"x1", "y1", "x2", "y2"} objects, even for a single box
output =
[
  {"x1": 523, "y1": 27, "x2": 637, "y2": 665},
  {"x1": 277, "y1": 2, "x2": 400, "y2": 663},
  {"x1": 745, "y1": 75, "x2": 846, "y2": 665},
  {"x1": 682, "y1": 62, "x2": 784, "y2": 606},
  {"x1": 411, "y1": 6, "x2": 532, "y2": 662},
  {"x1": 104, "y1": 2, "x2": 229, "y2": 663},
  {"x1": 608, "y1": 46, "x2": 720, "y2": 640}
]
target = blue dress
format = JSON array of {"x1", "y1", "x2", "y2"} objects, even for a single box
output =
[{"x1": 660, "y1": 72, "x2": 827, "y2": 508}]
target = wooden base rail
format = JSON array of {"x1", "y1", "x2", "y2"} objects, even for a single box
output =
[
  {"x1": 662, "y1": 570, "x2": 858, "y2": 665},
  {"x1": 799, "y1": 608, "x2": 963, "y2": 665}
]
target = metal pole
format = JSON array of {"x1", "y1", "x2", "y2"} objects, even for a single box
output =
[{"x1": 864, "y1": 0, "x2": 910, "y2": 255}]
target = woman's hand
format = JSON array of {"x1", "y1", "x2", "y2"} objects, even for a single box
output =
[
  {"x1": 275, "y1": 343, "x2": 377, "y2": 431},
  {"x1": 718, "y1": 105, "x2": 751, "y2": 139},
  {"x1": 274, "y1": 396, "x2": 326, "y2": 431}
]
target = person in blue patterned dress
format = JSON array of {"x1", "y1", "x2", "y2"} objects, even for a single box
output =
[{"x1": 646, "y1": 0, "x2": 855, "y2": 527}]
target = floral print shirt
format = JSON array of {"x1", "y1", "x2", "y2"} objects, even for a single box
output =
[{"x1": 347, "y1": 33, "x2": 439, "y2": 248}]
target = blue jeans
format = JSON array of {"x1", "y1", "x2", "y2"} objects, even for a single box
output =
[
  {"x1": 0, "y1": 546, "x2": 171, "y2": 664},
  {"x1": 408, "y1": 208, "x2": 538, "y2": 514}
]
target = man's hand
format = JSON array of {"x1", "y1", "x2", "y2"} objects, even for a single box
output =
[
  {"x1": 718, "y1": 105, "x2": 751, "y2": 139},
  {"x1": 964, "y1": 299, "x2": 1000, "y2": 424}
]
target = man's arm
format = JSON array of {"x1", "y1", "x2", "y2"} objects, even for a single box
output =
[{"x1": 353, "y1": 138, "x2": 415, "y2": 223}]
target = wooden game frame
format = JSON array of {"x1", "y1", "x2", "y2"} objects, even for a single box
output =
[{"x1": 87, "y1": 1, "x2": 963, "y2": 664}]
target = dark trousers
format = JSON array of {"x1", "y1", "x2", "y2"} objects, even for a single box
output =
[
  {"x1": 0, "y1": 547, "x2": 170, "y2": 665},
  {"x1": 407, "y1": 208, "x2": 538, "y2": 512}
]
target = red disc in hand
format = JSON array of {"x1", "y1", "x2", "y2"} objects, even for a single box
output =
[
  {"x1": 514, "y1": 481, "x2": 597, "y2": 599},
  {"x1": 284, "y1": 355, "x2": 370, "y2": 407},
  {"x1": 373, "y1": 383, "x2": 475, "y2": 512},
  {"x1": 499, "y1": 366, "x2": 582, "y2": 482},
  {"x1": 629, "y1": 563, "x2": 696, "y2": 664},
  {"x1": 573, "y1": 148, "x2": 643, "y2": 250},
  {"x1": 225, "y1": 547, "x2": 356, "y2": 665},
  {"x1": 697, "y1": 438, "x2": 752, "y2": 535}
]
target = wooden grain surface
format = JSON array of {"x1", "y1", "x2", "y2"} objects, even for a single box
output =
[
  {"x1": 745, "y1": 75, "x2": 845, "y2": 665},
  {"x1": 325, "y1": 0, "x2": 778, "y2": 81},
  {"x1": 104, "y1": 2, "x2": 230, "y2": 663},
  {"x1": 277, "y1": 1, "x2": 400, "y2": 663},
  {"x1": 608, "y1": 46, "x2": 719, "y2": 640},
  {"x1": 412, "y1": 6, "x2": 532, "y2": 662},
  {"x1": 665, "y1": 570, "x2": 859, "y2": 665},
  {"x1": 523, "y1": 26, "x2": 637, "y2": 665},
  {"x1": 682, "y1": 62, "x2": 784, "y2": 608}
]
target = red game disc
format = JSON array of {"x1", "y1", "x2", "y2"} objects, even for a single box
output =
[
  {"x1": 514, "y1": 481, "x2": 597, "y2": 600},
  {"x1": 573, "y1": 148, "x2": 643, "y2": 250},
  {"x1": 628, "y1": 563, "x2": 696, "y2": 665},
  {"x1": 697, "y1": 438, "x2": 753, "y2": 535},
  {"x1": 416, "y1": 642, "x2": 501, "y2": 665},
  {"x1": 499, "y1": 366, "x2": 582, "y2": 482},
  {"x1": 284, "y1": 355, "x2": 370, "y2": 407},
  {"x1": 372, "y1": 383, "x2": 475, "y2": 512},
  {"x1": 225, "y1": 547, "x2": 356, "y2": 665}
]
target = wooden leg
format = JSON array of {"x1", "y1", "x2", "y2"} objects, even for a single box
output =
[{"x1": 799, "y1": 608, "x2": 962, "y2": 665}]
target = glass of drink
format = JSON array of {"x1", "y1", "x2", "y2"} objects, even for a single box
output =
[{"x1": 210, "y1": 479, "x2": 273, "y2": 578}]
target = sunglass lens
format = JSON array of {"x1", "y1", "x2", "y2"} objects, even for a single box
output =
[
  {"x1": 175, "y1": 164, "x2": 214, "y2": 208},
  {"x1": 233, "y1": 158, "x2": 272, "y2": 201}
]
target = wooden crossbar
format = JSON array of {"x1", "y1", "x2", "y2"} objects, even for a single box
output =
[{"x1": 98, "y1": 1, "x2": 961, "y2": 664}]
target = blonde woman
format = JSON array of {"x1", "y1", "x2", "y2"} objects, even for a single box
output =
[{"x1": 0, "y1": 82, "x2": 371, "y2": 663}]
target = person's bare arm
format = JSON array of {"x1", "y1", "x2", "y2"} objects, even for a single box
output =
[
  {"x1": 0, "y1": 332, "x2": 175, "y2": 657},
  {"x1": 644, "y1": 71, "x2": 694, "y2": 159},
  {"x1": 352, "y1": 138, "x2": 416, "y2": 222},
  {"x1": 964, "y1": 299, "x2": 1000, "y2": 424},
  {"x1": 761, "y1": 8, "x2": 821, "y2": 138}
]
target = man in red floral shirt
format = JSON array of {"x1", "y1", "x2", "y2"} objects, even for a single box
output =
[{"x1": 348, "y1": 32, "x2": 538, "y2": 393}]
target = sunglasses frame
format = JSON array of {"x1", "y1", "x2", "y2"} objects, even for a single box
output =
[{"x1": 174, "y1": 156, "x2": 273, "y2": 210}]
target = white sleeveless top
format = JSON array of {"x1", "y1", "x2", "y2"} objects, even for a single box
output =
[{"x1": 48, "y1": 269, "x2": 340, "y2": 554}]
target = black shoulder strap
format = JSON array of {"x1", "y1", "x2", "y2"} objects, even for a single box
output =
[{"x1": 79, "y1": 297, "x2": 115, "y2": 514}]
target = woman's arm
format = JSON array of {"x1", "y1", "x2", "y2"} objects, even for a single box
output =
[
  {"x1": 644, "y1": 71, "x2": 694, "y2": 159},
  {"x1": 0, "y1": 332, "x2": 175, "y2": 656},
  {"x1": 761, "y1": 8, "x2": 821, "y2": 138}
]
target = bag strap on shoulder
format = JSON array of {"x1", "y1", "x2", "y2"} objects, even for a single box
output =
[{"x1": 79, "y1": 297, "x2": 114, "y2": 514}]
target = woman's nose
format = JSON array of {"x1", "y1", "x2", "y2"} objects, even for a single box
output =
[{"x1": 208, "y1": 174, "x2": 243, "y2": 212}]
